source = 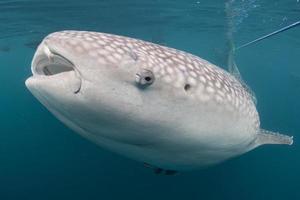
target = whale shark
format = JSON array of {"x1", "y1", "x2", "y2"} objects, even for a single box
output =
[{"x1": 25, "y1": 31, "x2": 293, "y2": 173}]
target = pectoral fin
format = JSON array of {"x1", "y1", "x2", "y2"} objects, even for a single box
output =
[{"x1": 255, "y1": 129, "x2": 293, "y2": 146}]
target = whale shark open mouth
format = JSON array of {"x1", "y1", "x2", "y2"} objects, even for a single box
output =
[
  {"x1": 30, "y1": 43, "x2": 82, "y2": 93},
  {"x1": 32, "y1": 44, "x2": 75, "y2": 77}
]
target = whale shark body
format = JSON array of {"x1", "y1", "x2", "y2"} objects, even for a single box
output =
[{"x1": 25, "y1": 31, "x2": 293, "y2": 172}]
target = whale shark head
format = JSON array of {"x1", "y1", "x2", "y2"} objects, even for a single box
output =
[
  {"x1": 25, "y1": 31, "x2": 173, "y2": 146},
  {"x1": 25, "y1": 31, "x2": 292, "y2": 171}
]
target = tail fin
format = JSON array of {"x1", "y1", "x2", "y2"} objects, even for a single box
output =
[{"x1": 256, "y1": 129, "x2": 293, "y2": 146}]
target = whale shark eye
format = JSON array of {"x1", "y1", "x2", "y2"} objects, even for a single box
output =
[{"x1": 135, "y1": 69, "x2": 155, "y2": 88}]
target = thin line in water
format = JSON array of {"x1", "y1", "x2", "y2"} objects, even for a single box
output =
[{"x1": 236, "y1": 20, "x2": 300, "y2": 51}]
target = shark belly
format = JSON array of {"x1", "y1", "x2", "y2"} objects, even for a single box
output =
[{"x1": 37, "y1": 88, "x2": 257, "y2": 170}]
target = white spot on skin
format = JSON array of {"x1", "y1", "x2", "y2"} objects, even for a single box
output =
[
  {"x1": 205, "y1": 74, "x2": 212, "y2": 81},
  {"x1": 224, "y1": 85, "x2": 229, "y2": 92},
  {"x1": 107, "y1": 55, "x2": 116, "y2": 63},
  {"x1": 97, "y1": 40, "x2": 106, "y2": 45},
  {"x1": 148, "y1": 59, "x2": 155, "y2": 66},
  {"x1": 160, "y1": 69, "x2": 166, "y2": 76},
  {"x1": 166, "y1": 67, "x2": 174, "y2": 74},
  {"x1": 97, "y1": 49, "x2": 108, "y2": 55},
  {"x1": 159, "y1": 53, "x2": 167, "y2": 58},
  {"x1": 195, "y1": 83, "x2": 204, "y2": 93},
  {"x1": 97, "y1": 58, "x2": 106, "y2": 65},
  {"x1": 208, "y1": 81, "x2": 214, "y2": 87},
  {"x1": 227, "y1": 93, "x2": 232, "y2": 102},
  {"x1": 75, "y1": 46, "x2": 83, "y2": 53},
  {"x1": 126, "y1": 43, "x2": 134, "y2": 48},
  {"x1": 193, "y1": 60, "x2": 200, "y2": 67},
  {"x1": 153, "y1": 66, "x2": 160, "y2": 73},
  {"x1": 149, "y1": 51, "x2": 155, "y2": 56},
  {"x1": 235, "y1": 98, "x2": 241, "y2": 107},
  {"x1": 215, "y1": 95, "x2": 223, "y2": 104},
  {"x1": 190, "y1": 71, "x2": 197, "y2": 78},
  {"x1": 110, "y1": 43, "x2": 118, "y2": 48},
  {"x1": 113, "y1": 53, "x2": 122, "y2": 60},
  {"x1": 89, "y1": 51, "x2": 98, "y2": 57},
  {"x1": 186, "y1": 57, "x2": 192, "y2": 64},
  {"x1": 200, "y1": 76, "x2": 206, "y2": 83},
  {"x1": 188, "y1": 77, "x2": 197, "y2": 86},
  {"x1": 116, "y1": 48, "x2": 125, "y2": 54},
  {"x1": 178, "y1": 54, "x2": 184, "y2": 60},
  {"x1": 114, "y1": 41, "x2": 123, "y2": 46},
  {"x1": 164, "y1": 51, "x2": 173, "y2": 56},
  {"x1": 100, "y1": 35, "x2": 108, "y2": 40},
  {"x1": 217, "y1": 90, "x2": 225, "y2": 97},
  {"x1": 158, "y1": 57, "x2": 164, "y2": 63},
  {"x1": 215, "y1": 80, "x2": 221, "y2": 88},
  {"x1": 187, "y1": 64, "x2": 194, "y2": 70},
  {"x1": 69, "y1": 40, "x2": 78, "y2": 46},
  {"x1": 82, "y1": 42, "x2": 91, "y2": 49},
  {"x1": 166, "y1": 59, "x2": 174, "y2": 64},
  {"x1": 199, "y1": 93, "x2": 210, "y2": 102},
  {"x1": 86, "y1": 37, "x2": 94, "y2": 41},
  {"x1": 105, "y1": 46, "x2": 115, "y2": 52},
  {"x1": 178, "y1": 65, "x2": 186, "y2": 72},
  {"x1": 206, "y1": 86, "x2": 215, "y2": 93},
  {"x1": 91, "y1": 43, "x2": 99, "y2": 48},
  {"x1": 164, "y1": 75, "x2": 173, "y2": 83}
]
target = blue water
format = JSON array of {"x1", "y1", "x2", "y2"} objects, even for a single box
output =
[{"x1": 1, "y1": 0, "x2": 300, "y2": 199}]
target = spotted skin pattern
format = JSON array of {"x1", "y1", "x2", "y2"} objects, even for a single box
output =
[{"x1": 45, "y1": 31, "x2": 259, "y2": 128}]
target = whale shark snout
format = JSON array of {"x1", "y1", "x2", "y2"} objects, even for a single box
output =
[{"x1": 25, "y1": 39, "x2": 83, "y2": 112}]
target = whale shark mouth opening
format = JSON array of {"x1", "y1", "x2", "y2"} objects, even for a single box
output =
[
  {"x1": 32, "y1": 46, "x2": 75, "y2": 76},
  {"x1": 42, "y1": 62, "x2": 74, "y2": 76},
  {"x1": 29, "y1": 44, "x2": 83, "y2": 94}
]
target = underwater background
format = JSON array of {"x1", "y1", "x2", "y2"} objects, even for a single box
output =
[{"x1": 0, "y1": 0, "x2": 299, "y2": 199}]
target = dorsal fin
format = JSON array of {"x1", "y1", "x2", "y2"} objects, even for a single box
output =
[{"x1": 227, "y1": 41, "x2": 257, "y2": 105}]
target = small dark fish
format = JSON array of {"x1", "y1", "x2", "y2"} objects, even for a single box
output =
[
  {"x1": 164, "y1": 170, "x2": 178, "y2": 175},
  {"x1": 0, "y1": 46, "x2": 10, "y2": 52},
  {"x1": 144, "y1": 163, "x2": 178, "y2": 175},
  {"x1": 154, "y1": 168, "x2": 163, "y2": 174}
]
